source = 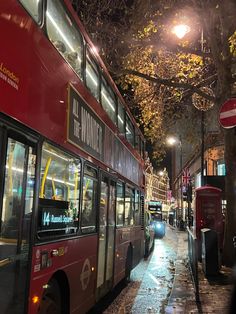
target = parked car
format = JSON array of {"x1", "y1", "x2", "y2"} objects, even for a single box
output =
[
  {"x1": 151, "y1": 213, "x2": 166, "y2": 238},
  {"x1": 144, "y1": 211, "x2": 155, "y2": 258}
]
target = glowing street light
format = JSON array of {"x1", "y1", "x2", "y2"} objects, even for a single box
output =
[
  {"x1": 172, "y1": 24, "x2": 190, "y2": 39},
  {"x1": 166, "y1": 136, "x2": 178, "y2": 146},
  {"x1": 172, "y1": 22, "x2": 206, "y2": 186}
]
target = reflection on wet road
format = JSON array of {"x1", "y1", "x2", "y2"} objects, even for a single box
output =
[{"x1": 103, "y1": 225, "x2": 178, "y2": 314}]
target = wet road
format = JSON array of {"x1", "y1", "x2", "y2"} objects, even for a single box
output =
[{"x1": 92, "y1": 225, "x2": 179, "y2": 314}]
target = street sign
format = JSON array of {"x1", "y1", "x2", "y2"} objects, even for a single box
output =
[{"x1": 219, "y1": 98, "x2": 236, "y2": 129}]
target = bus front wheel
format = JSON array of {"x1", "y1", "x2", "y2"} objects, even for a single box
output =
[{"x1": 38, "y1": 278, "x2": 61, "y2": 314}]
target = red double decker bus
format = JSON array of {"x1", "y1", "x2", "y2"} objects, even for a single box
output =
[{"x1": 0, "y1": 1, "x2": 145, "y2": 313}]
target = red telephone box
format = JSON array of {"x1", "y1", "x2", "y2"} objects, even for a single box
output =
[{"x1": 194, "y1": 185, "x2": 224, "y2": 249}]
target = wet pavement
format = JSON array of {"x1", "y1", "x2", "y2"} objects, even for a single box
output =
[
  {"x1": 166, "y1": 229, "x2": 233, "y2": 314},
  {"x1": 103, "y1": 225, "x2": 177, "y2": 313},
  {"x1": 91, "y1": 225, "x2": 234, "y2": 313}
]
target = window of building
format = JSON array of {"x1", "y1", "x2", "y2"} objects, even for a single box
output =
[
  {"x1": 39, "y1": 142, "x2": 81, "y2": 236},
  {"x1": 217, "y1": 160, "x2": 226, "y2": 176},
  {"x1": 46, "y1": 0, "x2": 83, "y2": 79},
  {"x1": 86, "y1": 50, "x2": 99, "y2": 100},
  {"x1": 195, "y1": 172, "x2": 201, "y2": 188},
  {"x1": 116, "y1": 182, "x2": 124, "y2": 226},
  {"x1": 19, "y1": 0, "x2": 42, "y2": 23},
  {"x1": 126, "y1": 114, "x2": 135, "y2": 147},
  {"x1": 81, "y1": 165, "x2": 97, "y2": 233},
  {"x1": 101, "y1": 77, "x2": 117, "y2": 124}
]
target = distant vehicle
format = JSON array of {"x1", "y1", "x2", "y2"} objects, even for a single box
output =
[
  {"x1": 151, "y1": 213, "x2": 166, "y2": 238},
  {"x1": 144, "y1": 211, "x2": 155, "y2": 257},
  {"x1": 148, "y1": 201, "x2": 166, "y2": 238}
]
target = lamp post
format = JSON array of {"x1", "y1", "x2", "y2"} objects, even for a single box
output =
[
  {"x1": 167, "y1": 136, "x2": 183, "y2": 222},
  {"x1": 172, "y1": 24, "x2": 213, "y2": 187},
  {"x1": 193, "y1": 89, "x2": 214, "y2": 185}
]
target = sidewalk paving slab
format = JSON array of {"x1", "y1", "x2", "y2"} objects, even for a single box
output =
[{"x1": 165, "y1": 230, "x2": 233, "y2": 314}]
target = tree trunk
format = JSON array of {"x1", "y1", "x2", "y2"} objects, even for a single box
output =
[{"x1": 222, "y1": 127, "x2": 236, "y2": 266}]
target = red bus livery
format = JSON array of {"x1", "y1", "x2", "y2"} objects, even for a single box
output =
[{"x1": 0, "y1": 1, "x2": 145, "y2": 313}]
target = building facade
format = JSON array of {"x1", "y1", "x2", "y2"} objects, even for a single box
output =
[
  {"x1": 172, "y1": 132, "x2": 225, "y2": 224},
  {"x1": 144, "y1": 155, "x2": 170, "y2": 219}
]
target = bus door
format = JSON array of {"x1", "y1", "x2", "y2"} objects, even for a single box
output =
[
  {"x1": 0, "y1": 134, "x2": 36, "y2": 314},
  {"x1": 96, "y1": 175, "x2": 116, "y2": 300}
]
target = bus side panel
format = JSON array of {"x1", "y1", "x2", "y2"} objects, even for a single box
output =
[
  {"x1": 131, "y1": 226, "x2": 144, "y2": 268},
  {"x1": 113, "y1": 227, "x2": 131, "y2": 286},
  {"x1": 29, "y1": 235, "x2": 98, "y2": 314},
  {"x1": 113, "y1": 226, "x2": 143, "y2": 286}
]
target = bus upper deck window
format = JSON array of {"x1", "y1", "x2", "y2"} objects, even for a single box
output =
[
  {"x1": 19, "y1": 0, "x2": 42, "y2": 23},
  {"x1": 126, "y1": 115, "x2": 135, "y2": 147},
  {"x1": 101, "y1": 77, "x2": 117, "y2": 124},
  {"x1": 46, "y1": 0, "x2": 83, "y2": 79},
  {"x1": 118, "y1": 101, "x2": 125, "y2": 135},
  {"x1": 86, "y1": 51, "x2": 99, "y2": 100}
]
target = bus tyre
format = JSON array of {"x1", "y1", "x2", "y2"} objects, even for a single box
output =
[
  {"x1": 124, "y1": 246, "x2": 132, "y2": 284},
  {"x1": 38, "y1": 278, "x2": 61, "y2": 314}
]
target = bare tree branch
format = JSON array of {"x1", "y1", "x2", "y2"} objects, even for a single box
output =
[{"x1": 123, "y1": 69, "x2": 216, "y2": 101}]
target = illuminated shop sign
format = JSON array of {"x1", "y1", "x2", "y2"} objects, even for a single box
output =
[{"x1": 67, "y1": 85, "x2": 104, "y2": 160}]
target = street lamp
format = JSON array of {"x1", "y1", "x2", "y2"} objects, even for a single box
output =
[
  {"x1": 167, "y1": 136, "x2": 183, "y2": 222},
  {"x1": 172, "y1": 24, "x2": 190, "y2": 39},
  {"x1": 159, "y1": 170, "x2": 164, "y2": 176},
  {"x1": 172, "y1": 23, "x2": 211, "y2": 187}
]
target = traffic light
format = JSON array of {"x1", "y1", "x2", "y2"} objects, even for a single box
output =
[{"x1": 182, "y1": 184, "x2": 192, "y2": 202}]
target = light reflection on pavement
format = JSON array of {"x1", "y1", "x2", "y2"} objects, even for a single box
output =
[{"x1": 103, "y1": 225, "x2": 178, "y2": 314}]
